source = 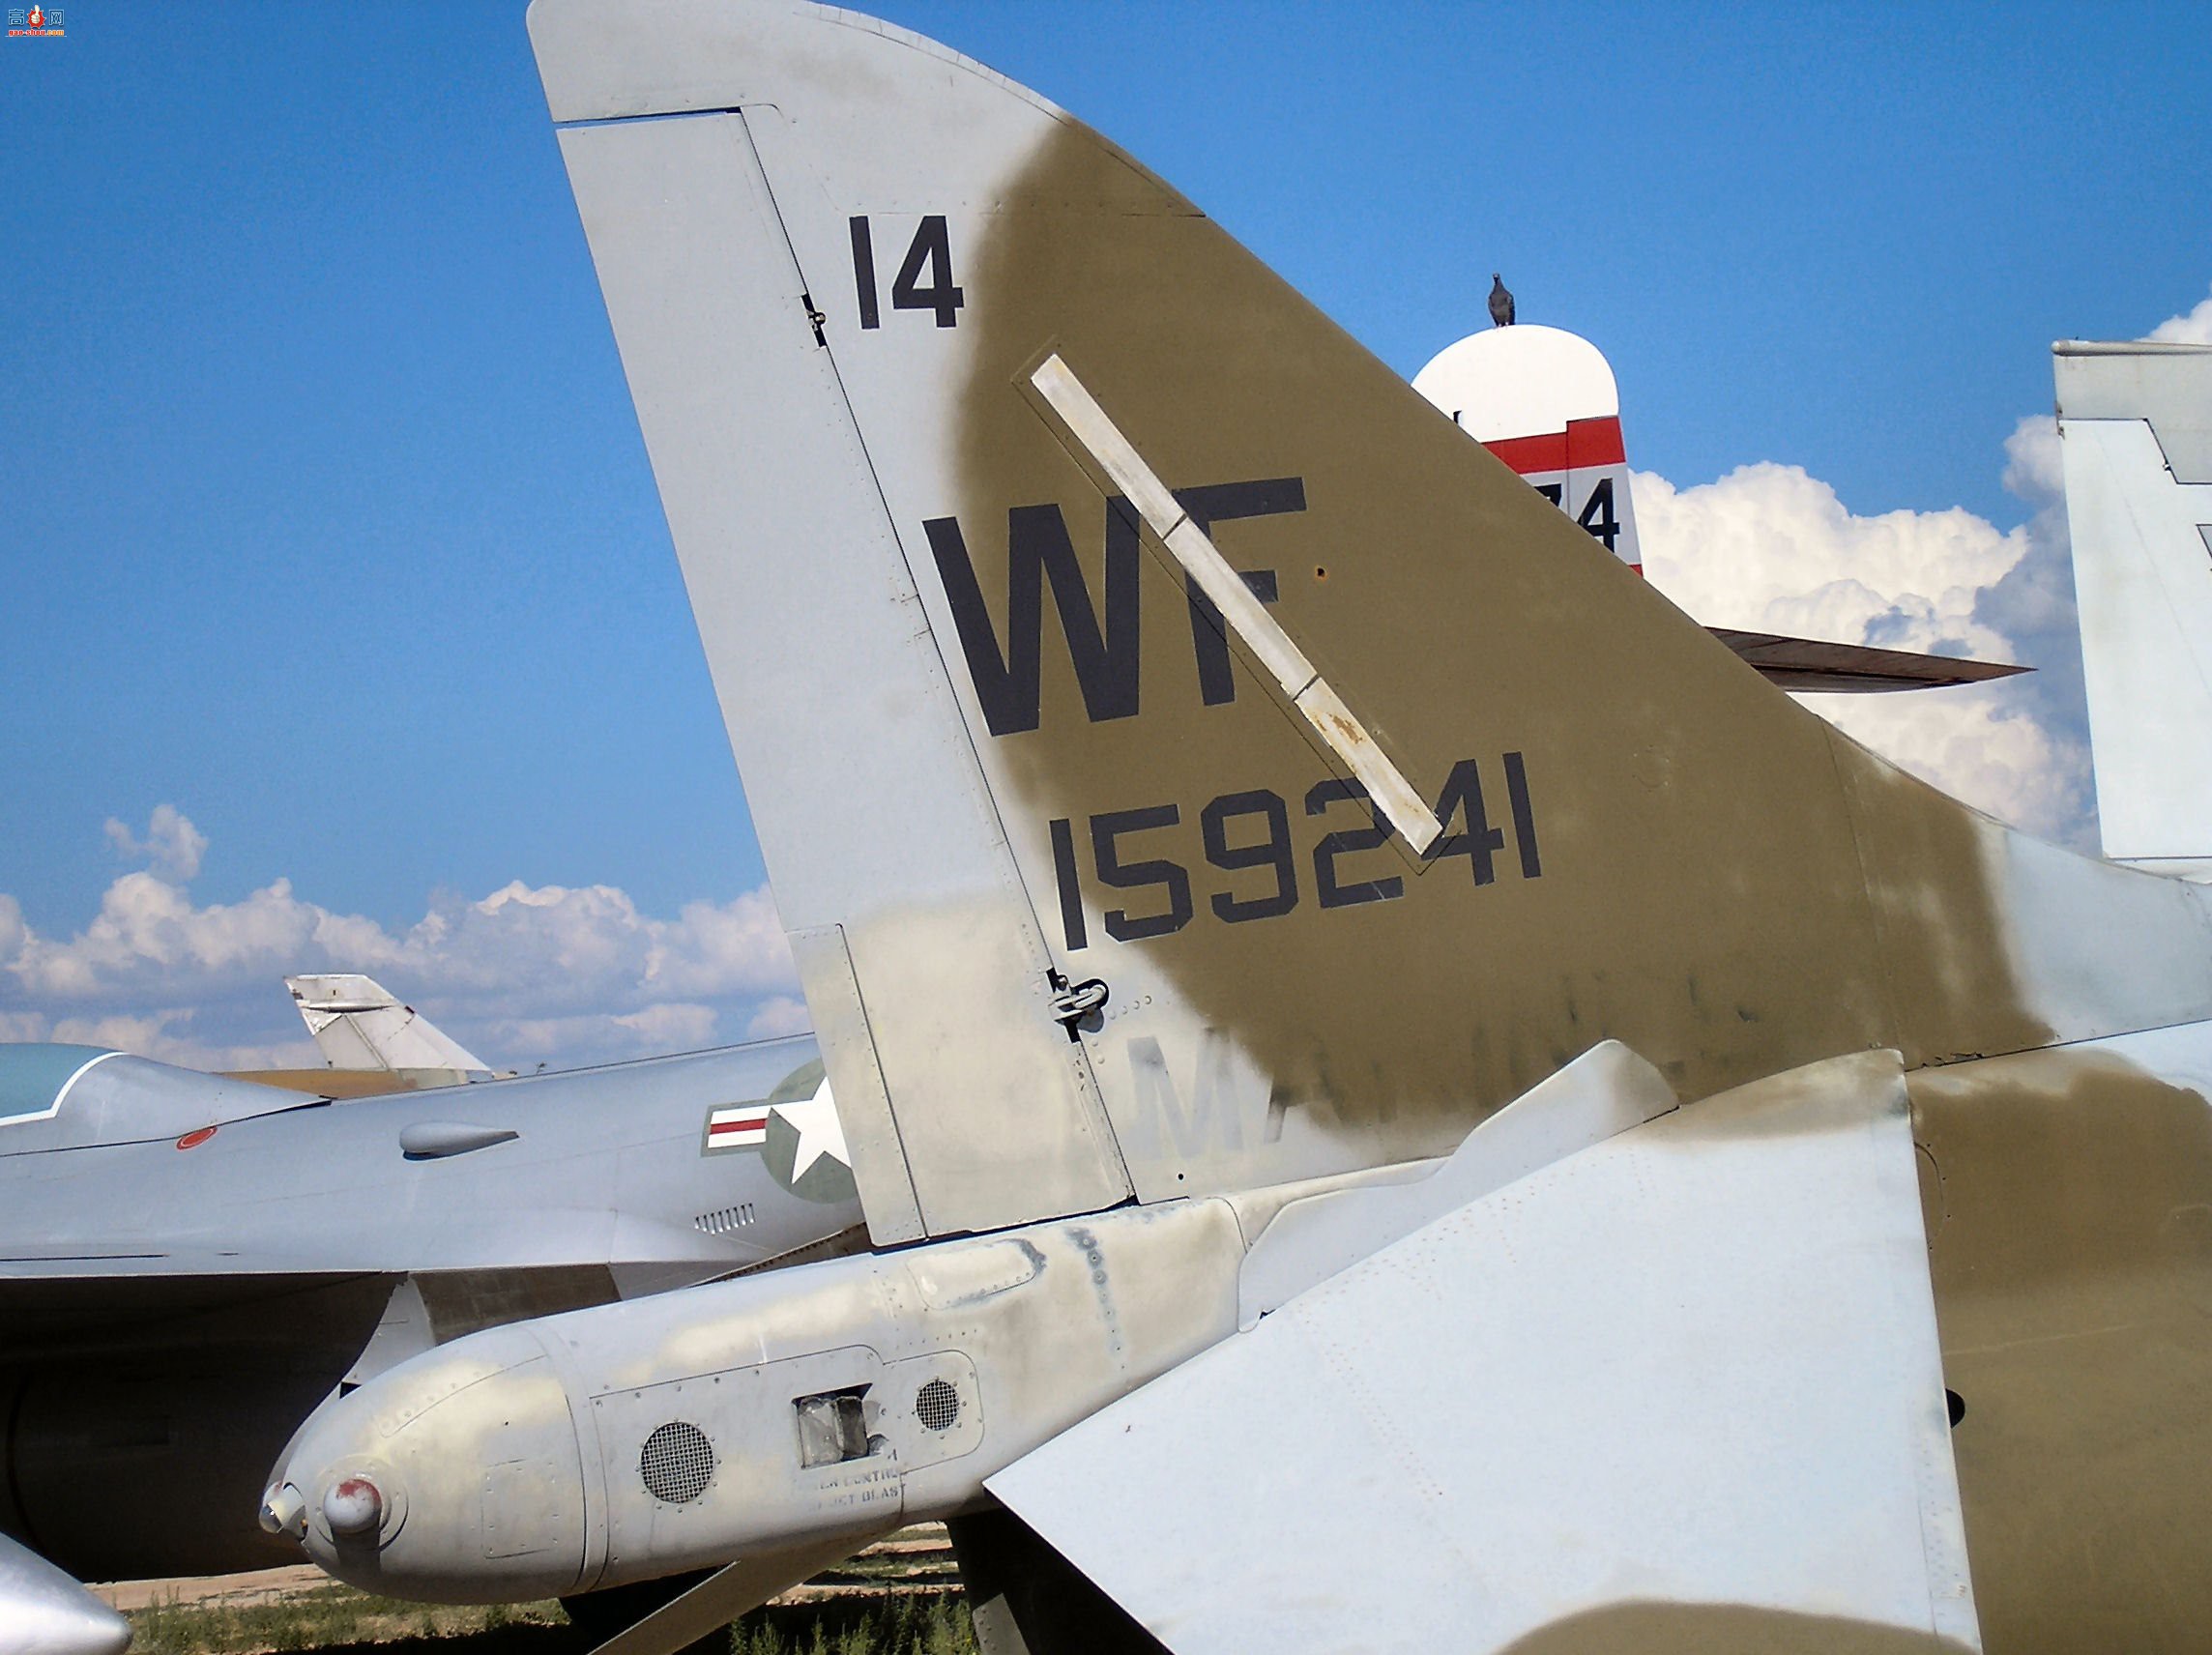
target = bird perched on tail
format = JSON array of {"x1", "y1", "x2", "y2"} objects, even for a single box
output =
[{"x1": 1489, "y1": 274, "x2": 1516, "y2": 327}]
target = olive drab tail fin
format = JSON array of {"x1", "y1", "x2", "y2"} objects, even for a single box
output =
[{"x1": 531, "y1": 0, "x2": 2212, "y2": 1246}]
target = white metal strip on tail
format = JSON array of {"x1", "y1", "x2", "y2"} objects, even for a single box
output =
[{"x1": 1030, "y1": 355, "x2": 1443, "y2": 855}]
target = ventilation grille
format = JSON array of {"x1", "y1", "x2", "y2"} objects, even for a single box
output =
[
  {"x1": 640, "y1": 1420, "x2": 715, "y2": 1503},
  {"x1": 916, "y1": 1378, "x2": 960, "y2": 1433},
  {"x1": 694, "y1": 1203, "x2": 756, "y2": 1236}
]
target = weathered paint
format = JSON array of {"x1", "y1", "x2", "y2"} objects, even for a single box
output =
[
  {"x1": 990, "y1": 1051, "x2": 1975, "y2": 1652},
  {"x1": 277, "y1": 1018, "x2": 2212, "y2": 1648},
  {"x1": 1027, "y1": 353, "x2": 1442, "y2": 853},
  {"x1": 496, "y1": 6, "x2": 2212, "y2": 1646},
  {"x1": 1912, "y1": 1042, "x2": 2212, "y2": 1653},
  {"x1": 282, "y1": 1196, "x2": 1248, "y2": 1601}
]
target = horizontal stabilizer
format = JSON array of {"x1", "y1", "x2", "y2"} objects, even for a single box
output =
[
  {"x1": 1709, "y1": 628, "x2": 2030, "y2": 694},
  {"x1": 989, "y1": 1049, "x2": 1979, "y2": 1653},
  {"x1": 1237, "y1": 1037, "x2": 1674, "y2": 1322}
]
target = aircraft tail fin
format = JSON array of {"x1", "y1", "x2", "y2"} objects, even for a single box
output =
[
  {"x1": 2056, "y1": 340, "x2": 2212, "y2": 875},
  {"x1": 532, "y1": 0, "x2": 2212, "y2": 1245},
  {"x1": 285, "y1": 974, "x2": 492, "y2": 1081}
]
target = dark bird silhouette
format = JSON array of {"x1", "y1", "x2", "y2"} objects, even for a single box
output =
[{"x1": 1489, "y1": 273, "x2": 1516, "y2": 328}]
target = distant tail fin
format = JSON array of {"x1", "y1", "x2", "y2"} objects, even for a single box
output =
[
  {"x1": 2056, "y1": 340, "x2": 2212, "y2": 875},
  {"x1": 285, "y1": 974, "x2": 491, "y2": 1080},
  {"x1": 1413, "y1": 323, "x2": 1644, "y2": 573},
  {"x1": 532, "y1": 0, "x2": 2212, "y2": 1244}
]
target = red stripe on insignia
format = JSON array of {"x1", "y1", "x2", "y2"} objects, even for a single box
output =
[
  {"x1": 708, "y1": 1115, "x2": 769, "y2": 1138},
  {"x1": 1482, "y1": 415, "x2": 1625, "y2": 476}
]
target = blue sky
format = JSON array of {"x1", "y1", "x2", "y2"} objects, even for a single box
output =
[{"x1": 3, "y1": 2, "x2": 2207, "y2": 1065}]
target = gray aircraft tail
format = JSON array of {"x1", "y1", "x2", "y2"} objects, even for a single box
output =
[{"x1": 286, "y1": 973, "x2": 494, "y2": 1084}]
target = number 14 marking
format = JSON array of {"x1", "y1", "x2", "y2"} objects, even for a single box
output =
[{"x1": 849, "y1": 215, "x2": 965, "y2": 330}]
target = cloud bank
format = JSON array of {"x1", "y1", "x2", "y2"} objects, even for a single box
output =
[
  {"x1": 2147, "y1": 285, "x2": 2212, "y2": 345},
  {"x1": 0, "y1": 820, "x2": 801, "y2": 1071}
]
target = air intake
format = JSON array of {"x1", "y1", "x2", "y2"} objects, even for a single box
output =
[{"x1": 639, "y1": 1420, "x2": 715, "y2": 1504}]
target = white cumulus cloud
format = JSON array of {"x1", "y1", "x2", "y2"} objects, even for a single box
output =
[
  {"x1": 0, "y1": 808, "x2": 804, "y2": 1071},
  {"x1": 103, "y1": 802, "x2": 208, "y2": 880},
  {"x1": 2147, "y1": 285, "x2": 2212, "y2": 345}
]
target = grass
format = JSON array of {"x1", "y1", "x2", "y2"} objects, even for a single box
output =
[
  {"x1": 125, "y1": 1584, "x2": 976, "y2": 1655},
  {"x1": 128, "y1": 1584, "x2": 569, "y2": 1655},
  {"x1": 729, "y1": 1595, "x2": 975, "y2": 1655}
]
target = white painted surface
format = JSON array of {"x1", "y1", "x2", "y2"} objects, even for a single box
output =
[
  {"x1": 546, "y1": 91, "x2": 1132, "y2": 1239},
  {"x1": 2058, "y1": 351, "x2": 2212, "y2": 863},
  {"x1": 287, "y1": 973, "x2": 489, "y2": 1074},
  {"x1": 1412, "y1": 324, "x2": 1644, "y2": 570},
  {"x1": 1237, "y1": 1037, "x2": 1674, "y2": 1322},
  {"x1": 991, "y1": 1050, "x2": 1979, "y2": 1654},
  {"x1": 1412, "y1": 324, "x2": 1620, "y2": 441}
]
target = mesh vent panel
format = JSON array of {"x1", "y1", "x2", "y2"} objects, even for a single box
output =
[
  {"x1": 640, "y1": 1420, "x2": 715, "y2": 1503},
  {"x1": 917, "y1": 1378, "x2": 960, "y2": 1432}
]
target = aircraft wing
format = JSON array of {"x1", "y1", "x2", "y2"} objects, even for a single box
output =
[
  {"x1": 1707, "y1": 627, "x2": 2029, "y2": 693},
  {"x1": 0, "y1": 1040, "x2": 865, "y2": 1353},
  {"x1": 988, "y1": 1048, "x2": 1980, "y2": 1652}
]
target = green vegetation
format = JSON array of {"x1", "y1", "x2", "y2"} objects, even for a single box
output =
[
  {"x1": 128, "y1": 1584, "x2": 566, "y2": 1654},
  {"x1": 125, "y1": 1584, "x2": 976, "y2": 1655},
  {"x1": 729, "y1": 1594, "x2": 975, "y2": 1655}
]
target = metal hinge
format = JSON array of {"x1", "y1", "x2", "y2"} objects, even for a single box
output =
[{"x1": 1047, "y1": 971, "x2": 1109, "y2": 1041}]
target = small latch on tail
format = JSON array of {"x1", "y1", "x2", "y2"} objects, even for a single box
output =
[{"x1": 1047, "y1": 972, "x2": 1109, "y2": 1041}]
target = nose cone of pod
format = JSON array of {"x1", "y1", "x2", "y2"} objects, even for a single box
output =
[
  {"x1": 323, "y1": 1474, "x2": 385, "y2": 1536},
  {"x1": 282, "y1": 1323, "x2": 590, "y2": 1604}
]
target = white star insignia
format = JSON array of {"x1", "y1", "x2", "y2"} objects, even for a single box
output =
[{"x1": 770, "y1": 1075, "x2": 850, "y2": 1180}]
